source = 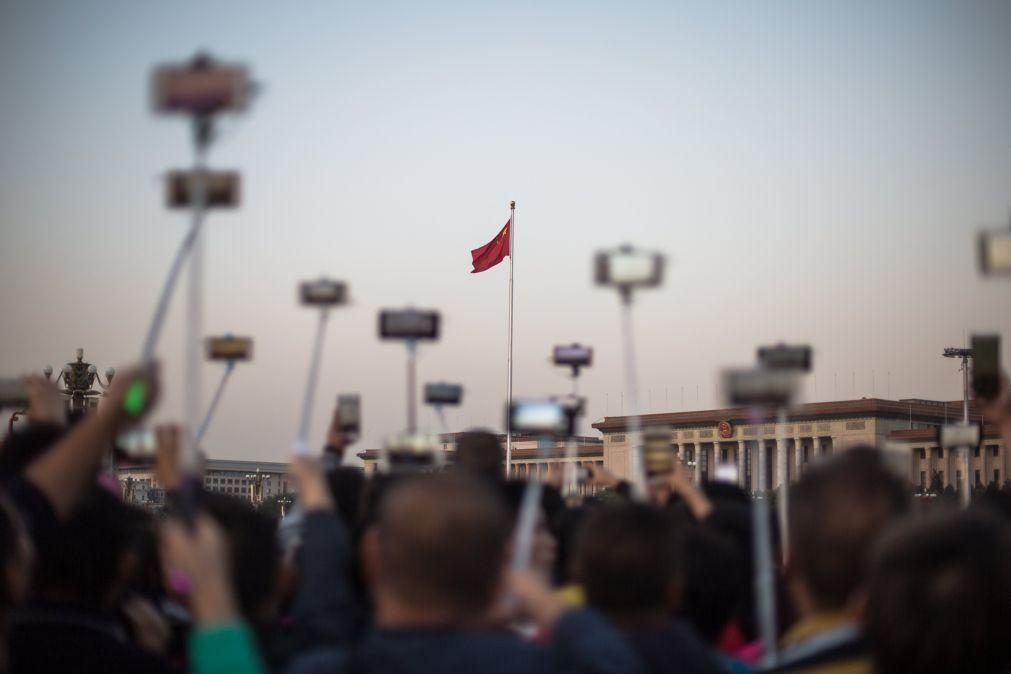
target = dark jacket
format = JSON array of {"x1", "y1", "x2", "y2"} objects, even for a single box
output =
[
  {"x1": 287, "y1": 609, "x2": 645, "y2": 674},
  {"x1": 623, "y1": 620, "x2": 729, "y2": 674},
  {"x1": 7, "y1": 602, "x2": 170, "y2": 674}
]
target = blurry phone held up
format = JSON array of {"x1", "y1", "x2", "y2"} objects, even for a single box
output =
[
  {"x1": 971, "y1": 334, "x2": 1000, "y2": 399},
  {"x1": 508, "y1": 399, "x2": 575, "y2": 439},
  {"x1": 978, "y1": 229, "x2": 1011, "y2": 276},
  {"x1": 0, "y1": 379, "x2": 29, "y2": 410},
  {"x1": 337, "y1": 395, "x2": 361, "y2": 437}
]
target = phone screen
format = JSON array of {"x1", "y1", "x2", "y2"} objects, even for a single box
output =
[
  {"x1": 972, "y1": 335, "x2": 1000, "y2": 398},
  {"x1": 337, "y1": 395, "x2": 361, "y2": 434}
]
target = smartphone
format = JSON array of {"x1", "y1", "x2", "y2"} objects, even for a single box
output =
[
  {"x1": 167, "y1": 170, "x2": 240, "y2": 208},
  {"x1": 152, "y1": 60, "x2": 251, "y2": 115},
  {"x1": 379, "y1": 309, "x2": 440, "y2": 340},
  {"x1": 424, "y1": 383, "x2": 463, "y2": 406},
  {"x1": 300, "y1": 279, "x2": 348, "y2": 307},
  {"x1": 937, "y1": 422, "x2": 981, "y2": 450},
  {"x1": 508, "y1": 400, "x2": 574, "y2": 438},
  {"x1": 381, "y1": 434, "x2": 440, "y2": 473},
  {"x1": 978, "y1": 230, "x2": 1011, "y2": 276},
  {"x1": 553, "y1": 344, "x2": 593, "y2": 368},
  {"x1": 0, "y1": 379, "x2": 29, "y2": 409},
  {"x1": 118, "y1": 428, "x2": 156, "y2": 459},
  {"x1": 971, "y1": 334, "x2": 1000, "y2": 399},
  {"x1": 643, "y1": 442, "x2": 675, "y2": 479},
  {"x1": 206, "y1": 336, "x2": 253, "y2": 361},
  {"x1": 757, "y1": 344, "x2": 812, "y2": 372},
  {"x1": 714, "y1": 463, "x2": 739, "y2": 484},
  {"x1": 336, "y1": 395, "x2": 361, "y2": 435},
  {"x1": 723, "y1": 368, "x2": 797, "y2": 408},
  {"x1": 595, "y1": 246, "x2": 664, "y2": 288}
]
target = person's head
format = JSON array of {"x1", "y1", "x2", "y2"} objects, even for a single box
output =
[
  {"x1": 32, "y1": 485, "x2": 147, "y2": 609},
  {"x1": 787, "y1": 447, "x2": 908, "y2": 615},
  {"x1": 453, "y1": 431, "x2": 503, "y2": 483},
  {"x1": 201, "y1": 492, "x2": 280, "y2": 623},
  {"x1": 679, "y1": 519, "x2": 746, "y2": 643},
  {"x1": 866, "y1": 510, "x2": 1011, "y2": 674},
  {"x1": 367, "y1": 473, "x2": 510, "y2": 626},
  {"x1": 576, "y1": 502, "x2": 681, "y2": 627}
]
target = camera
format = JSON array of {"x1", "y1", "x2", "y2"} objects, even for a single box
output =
[
  {"x1": 379, "y1": 309, "x2": 440, "y2": 341},
  {"x1": 0, "y1": 379, "x2": 29, "y2": 409},
  {"x1": 380, "y1": 434, "x2": 441, "y2": 473},
  {"x1": 937, "y1": 422, "x2": 981, "y2": 450},
  {"x1": 978, "y1": 230, "x2": 1011, "y2": 276},
  {"x1": 300, "y1": 279, "x2": 348, "y2": 307},
  {"x1": 152, "y1": 58, "x2": 252, "y2": 115},
  {"x1": 166, "y1": 170, "x2": 240, "y2": 208},
  {"x1": 723, "y1": 368, "x2": 797, "y2": 408},
  {"x1": 595, "y1": 245, "x2": 664, "y2": 289},
  {"x1": 757, "y1": 344, "x2": 812, "y2": 372},
  {"x1": 117, "y1": 428, "x2": 156, "y2": 459},
  {"x1": 971, "y1": 334, "x2": 1000, "y2": 399},
  {"x1": 424, "y1": 383, "x2": 463, "y2": 406},
  {"x1": 508, "y1": 400, "x2": 575, "y2": 438},
  {"x1": 714, "y1": 463, "x2": 739, "y2": 484},
  {"x1": 336, "y1": 395, "x2": 361, "y2": 436},
  {"x1": 553, "y1": 344, "x2": 593, "y2": 368},
  {"x1": 206, "y1": 335, "x2": 253, "y2": 361}
]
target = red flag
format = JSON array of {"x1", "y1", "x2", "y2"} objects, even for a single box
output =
[{"x1": 470, "y1": 219, "x2": 511, "y2": 273}]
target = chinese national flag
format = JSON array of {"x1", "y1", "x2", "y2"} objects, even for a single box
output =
[{"x1": 470, "y1": 219, "x2": 511, "y2": 273}]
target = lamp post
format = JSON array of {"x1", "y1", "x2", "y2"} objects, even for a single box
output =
[
  {"x1": 942, "y1": 347, "x2": 973, "y2": 506},
  {"x1": 45, "y1": 348, "x2": 116, "y2": 412},
  {"x1": 245, "y1": 469, "x2": 267, "y2": 507}
]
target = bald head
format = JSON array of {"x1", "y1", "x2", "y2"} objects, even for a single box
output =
[{"x1": 378, "y1": 473, "x2": 510, "y2": 619}]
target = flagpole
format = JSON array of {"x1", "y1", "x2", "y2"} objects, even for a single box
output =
[{"x1": 506, "y1": 200, "x2": 515, "y2": 477}]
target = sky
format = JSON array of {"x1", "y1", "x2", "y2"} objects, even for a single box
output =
[{"x1": 1, "y1": 0, "x2": 1010, "y2": 462}]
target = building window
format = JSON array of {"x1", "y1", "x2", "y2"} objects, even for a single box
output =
[
  {"x1": 975, "y1": 470, "x2": 981, "y2": 486},
  {"x1": 919, "y1": 471, "x2": 926, "y2": 488},
  {"x1": 933, "y1": 447, "x2": 943, "y2": 458},
  {"x1": 991, "y1": 446, "x2": 1000, "y2": 457},
  {"x1": 995, "y1": 470, "x2": 1001, "y2": 484},
  {"x1": 974, "y1": 446, "x2": 980, "y2": 458},
  {"x1": 916, "y1": 448, "x2": 925, "y2": 460}
]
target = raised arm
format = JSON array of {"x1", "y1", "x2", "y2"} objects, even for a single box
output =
[{"x1": 24, "y1": 364, "x2": 159, "y2": 519}]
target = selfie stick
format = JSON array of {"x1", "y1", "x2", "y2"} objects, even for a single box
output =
[
  {"x1": 293, "y1": 309, "x2": 331, "y2": 456},
  {"x1": 193, "y1": 359, "x2": 235, "y2": 449},
  {"x1": 512, "y1": 435, "x2": 552, "y2": 572},
  {"x1": 406, "y1": 340, "x2": 418, "y2": 434},
  {"x1": 559, "y1": 359, "x2": 588, "y2": 497},
  {"x1": 619, "y1": 292, "x2": 648, "y2": 499},
  {"x1": 746, "y1": 405, "x2": 779, "y2": 668}
]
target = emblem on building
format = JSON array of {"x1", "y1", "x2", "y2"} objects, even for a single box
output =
[{"x1": 718, "y1": 420, "x2": 734, "y2": 439}]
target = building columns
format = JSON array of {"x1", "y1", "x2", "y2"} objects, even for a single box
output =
[
  {"x1": 693, "y1": 444, "x2": 702, "y2": 486},
  {"x1": 794, "y1": 438, "x2": 803, "y2": 480},
  {"x1": 812, "y1": 436, "x2": 822, "y2": 462},
  {"x1": 776, "y1": 437, "x2": 788, "y2": 489},
  {"x1": 737, "y1": 440, "x2": 746, "y2": 488},
  {"x1": 757, "y1": 440, "x2": 767, "y2": 492}
]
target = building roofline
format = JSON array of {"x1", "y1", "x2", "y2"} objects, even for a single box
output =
[{"x1": 591, "y1": 398, "x2": 983, "y2": 432}]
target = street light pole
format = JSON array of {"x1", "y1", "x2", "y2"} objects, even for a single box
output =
[{"x1": 943, "y1": 347, "x2": 973, "y2": 506}]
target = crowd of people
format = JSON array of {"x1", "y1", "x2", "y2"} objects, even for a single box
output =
[{"x1": 1, "y1": 365, "x2": 1010, "y2": 674}]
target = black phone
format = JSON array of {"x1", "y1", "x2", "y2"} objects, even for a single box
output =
[{"x1": 972, "y1": 334, "x2": 1000, "y2": 399}]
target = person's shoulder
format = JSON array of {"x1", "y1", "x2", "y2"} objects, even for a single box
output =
[{"x1": 286, "y1": 645, "x2": 348, "y2": 674}]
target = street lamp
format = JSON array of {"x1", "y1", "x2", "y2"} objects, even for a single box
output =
[
  {"x1": 46, "y1": 348, "x2": 116, "y2": 412},
  {"x1": 245, "y1": 469, "x2": 267, "y2": 506},
  {"x1": 942, "y1": 346, "x2": 973, "y2": 507}
]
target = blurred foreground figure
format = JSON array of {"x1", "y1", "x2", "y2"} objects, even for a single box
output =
[
  {"x1": 866, "y1": 510, "x2": 1011, "y2": 674},
  {"x1": 576, "y1": 503, "x2": 727, "y2": 674},
  {"x1": 770, "y1": 448, "x2": 908, "y2": 674},
  {"x1": 289, "y1": 472, "x2": 644, "y2": 674}
]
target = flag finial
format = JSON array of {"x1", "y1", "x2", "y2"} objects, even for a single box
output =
[{"x1": 510, "y1": 200, "x2": 516, "y2": 209}]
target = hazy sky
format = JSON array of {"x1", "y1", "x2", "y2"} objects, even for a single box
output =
[{"x1": 2, "y1": 1, "x2": 1010, "y2": 461}]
